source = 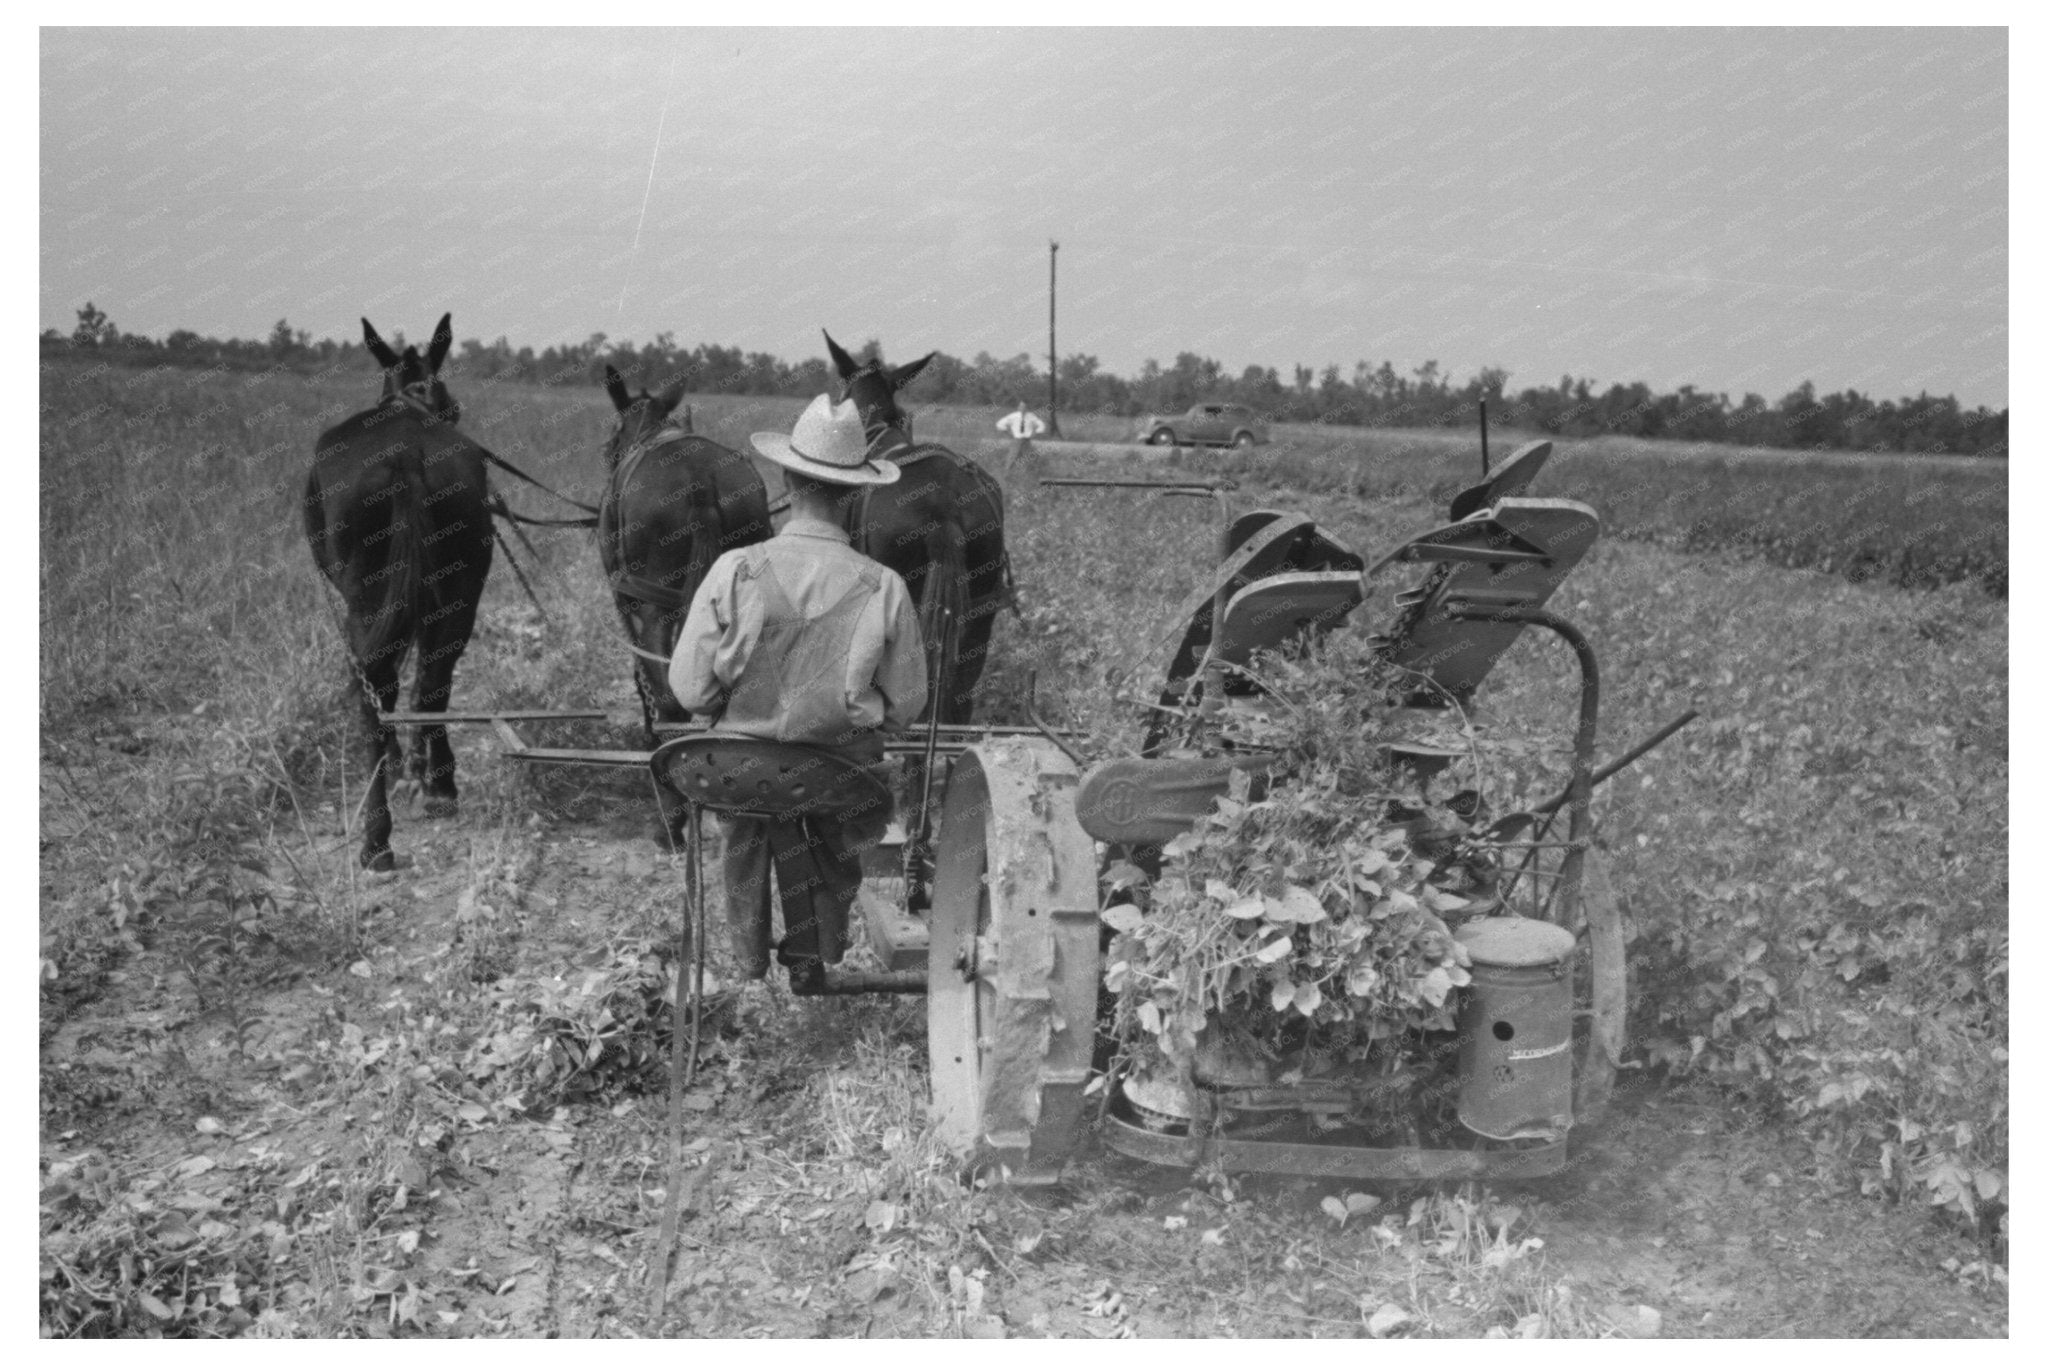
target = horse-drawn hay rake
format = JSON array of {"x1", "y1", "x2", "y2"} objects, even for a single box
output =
[{"x1": 386, "y1": 437, "x2": 1693, "y2": 1188}]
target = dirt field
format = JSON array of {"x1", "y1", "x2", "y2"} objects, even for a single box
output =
[
  {"x1": 38, "y1": 769, "x2": 2004, "y2": 1339},
  {"x1": 39, "y1": 366, "x2": 2007, "y2": 1337}
]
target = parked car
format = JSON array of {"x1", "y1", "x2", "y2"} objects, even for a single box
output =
[{"x1": 1137, "y1": 403, "x2": 1270, "y2": 448}]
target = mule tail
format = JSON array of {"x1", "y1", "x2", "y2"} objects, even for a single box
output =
[
  {"x1": 399, "y1": 451, "x2": 434, "y2": 652},
  {"x1": 633, "y1": 447, "x2": 723, "y2": 739},
  {"x1": 361, "y1": 449, "x2": 431, "y2": 672},
  {"x1": 920, "y1": 512, "x2": 970, "y2": 724},
  {"x1": 682, "y1": 452, "x2": 721, "y2": 612},
  {"x1": 969, "y1": 461, "x2": 1020, "y2": 618},
  {"x1": 345, "y1": 447, "x2": 430, "y2": 828}
]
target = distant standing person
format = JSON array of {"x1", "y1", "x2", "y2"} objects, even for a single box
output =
[{"x1": 996, "y1": 399, "x2": 1047, "y2": 477}]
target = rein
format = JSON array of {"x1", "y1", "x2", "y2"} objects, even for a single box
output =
[
  {"x1": 605, "y1": 575, "x2": 696, "y2": 612},
  {"x1": 379, "y1": 391, "x2": 601, "y2": 524},
  {"x1": 858, "y1": 422, "x2": 1020, "y2": 615},
  {"x1": 622, "y1": 637, "x2": 676, "y2": 665},
  {"x1": 847, "y1": 382, "x2": 1020, "y2": 619},
  {"x1": 494, "y1": 505, "x2": 601, "y2": 528},
  {"x1": 483, "y1": 449, "x2": 599, "y2": 520}
]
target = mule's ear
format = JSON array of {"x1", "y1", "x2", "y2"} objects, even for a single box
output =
[
  {"x1": 890, "y1": 351, "x2": 935, "y2": 390},
  {"x1": 362, "y1": 318, "x2": 400, "y2": 370},
  {"x1": 655, "y1": 377, "x2": 687, "y2": 412},
  {"x1": 823, "y1": 329, "x2": 859, "y2": 379},
  {"x1": 603, "y1": 364, "x2": 631, "y2": 411},
  {"x1": 426, "y1": 313, "x2": 453, "y2": 372}
]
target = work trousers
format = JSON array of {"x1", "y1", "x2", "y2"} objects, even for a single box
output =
[
  {"x1": 1002, "y1": 436, "x2": 1035, "y2": 479},
  {"x1": 717, "y1": 742, "x2": 892, "y2": 978}
]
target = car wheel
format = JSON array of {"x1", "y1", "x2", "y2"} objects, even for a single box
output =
[
  {"x1": 1148, "y1": 429, "x2": 1176, "y2": 446},
  {"x1": 1232, "y1": 430, "x2": 1256, "y2": 448}
]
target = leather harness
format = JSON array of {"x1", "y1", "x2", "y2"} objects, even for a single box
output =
[
  {"x1": 603, "y1": 426, "x2": 707, "y2": 665},
  {"x1": 853, "y1": 428, "x2": 1016, "y2": 611},
  {"x1": 602, "y1": 427, "x2": 700, "y2": 611}
]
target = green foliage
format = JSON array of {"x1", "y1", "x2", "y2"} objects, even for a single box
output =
[
  {"x1": 1564, "y1": 448, "x2": 2008, "y2": 597},
  {"x1": 1104, "y1": 768, "x2": 1478, "y2": 1066},
  {"x1": 1591, "y1": 604, "x2": 2009, "y2": 1250},
  {"x1": 1102, "y1": 634, "x2": 1558, "y2": 1084},
  {"x1": 1638, "y1": 870, "x2": 2008, "y2": 1243}
]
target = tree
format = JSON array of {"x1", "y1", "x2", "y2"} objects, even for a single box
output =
[
  {"x1": 907, "y1": 350, "x2": 968, "y2": 402},
  {"x1": 72, "y1": 301, "x2": 112, "y2": 348},
  {"x1": 1058, "y1": 352, "x2": 1100, "y2": 386},
  {"x1": 1368, "y1": 362, "x2": 1401, "y2": 403},
  {"x1": 1164, "y1": 352, "x2": 1222, "y2": 410},
  {"x1": 1057, "y1": 353, "x2": 1125, "y2": 415},
  {"x1": 34, "y1": 311, "x2": 2003, "y2": 457},
  {"x1": 1317, "y1": 364, "x2": 1356, "y2": 423}
]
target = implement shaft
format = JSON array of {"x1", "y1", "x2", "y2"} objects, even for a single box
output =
[{"x1": 1040, "y1": 476, "x2": 1238, "y2": 493}]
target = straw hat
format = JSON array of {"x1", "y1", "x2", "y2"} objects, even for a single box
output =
[{"x1": 749, "y1": 394, "x2": 901, "y2": 486}]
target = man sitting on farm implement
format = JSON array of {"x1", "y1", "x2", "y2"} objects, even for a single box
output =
[{"x1": 668, "y1": 395, "x2": 927, "y2": 989}]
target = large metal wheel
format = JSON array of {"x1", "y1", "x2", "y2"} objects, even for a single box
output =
[
  {"x1": 1148, "y1": 428, "x2": 1176, "y2": 446},
  {"x1": 1507, "y1": 843, "x2": 1626, "y2": 1128},
  {"x1": 1564, "y1": 851, "x2": 1626, "y2": 1125},
  {"x1": 927, "y1": 739, "x2": 1101, "y2": 1185}
]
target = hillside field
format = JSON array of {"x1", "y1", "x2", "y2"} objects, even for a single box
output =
[{"x1": 39, "y1": 358, "x2": 2006, "y2": 1337}]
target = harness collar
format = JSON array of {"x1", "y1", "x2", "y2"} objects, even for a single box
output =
[
  {"x1": 608, "y1": 423, "x2": 694, "y2": 494},
  {"x1": 601, "y1": 422, "x2": 706, "y2": 615},
  {"x1": 383, "y1": 386, "x2": 448, "y2": 424},
  {"x1": 866, "y1": 426, "x2": 916, "y2": 461}
]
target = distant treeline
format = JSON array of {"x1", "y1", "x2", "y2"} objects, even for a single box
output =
[{"x1": 44, "y1": 303, "x2": 2007, "y2": 458}]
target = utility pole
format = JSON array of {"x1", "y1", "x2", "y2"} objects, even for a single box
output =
[{"x1": 1046, "y1": 239, "x2": 1062, "y2": 437}]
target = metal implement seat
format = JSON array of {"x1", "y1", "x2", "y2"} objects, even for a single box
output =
[
  {"x1": 1144, "y1": 516, "x2": 1366, "y2": 754},
  {"x1": 649, "y1": 734, "x2": 910, "y2": 994},
  {"x1": 1221, "y1": 511, "x2": 1367, "y2": 568},
  {"x1": 1368, "y1": 497, "x2": 1601, "y2": 708},
  {"x1": 650, "y1": 734, "x2": 890, "y2": 821},
  {"x1": 1149, "y1": 512, "x2": 1313, "y2": 704},
  {"x1": 1199, "y1": 570, "x2": 1366, "y2": 707},
  {"x1": 1136, "y1": 570, "x2": 1367, "y2": 757},
  {"x1": 1152, "y1": 514, "x2": 1367, "y2": 696},
  {"x1": 1446, "y1": 439, "x2": 1552, "y2": 521}
]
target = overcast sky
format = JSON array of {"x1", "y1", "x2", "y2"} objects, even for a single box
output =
[{"x1": 40, "y1": 26, "x2": 2008, "y2": 408}]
